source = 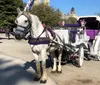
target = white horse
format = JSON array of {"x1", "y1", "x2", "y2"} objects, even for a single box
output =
[{"x1": 14, "y1": 8, "x2": 64, "y2": 83}]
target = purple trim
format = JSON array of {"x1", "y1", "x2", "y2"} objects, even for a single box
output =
[
  {"x1": 64, "y1": 24, "x2": 80, "y2": 27},
  {"x1": 86, "y1": 29, "x2": 99, "y2": 40},
  {"x1": 69, "y1": 30, "x2": 77, "y2": 42},
  {"x1": 28, "y1": 37, "x2": 50, "y2": 45},
  {"x1": 28, "y1": 29, "x2": 55, "y2": 45},
  {"x1": 70, "y1": 30, "x2": 77, "y2": 33},
  {"x1": 28, "y1": 41, "x2": 50, "y2": 45}
]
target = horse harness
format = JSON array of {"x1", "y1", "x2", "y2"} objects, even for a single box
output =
[
  {"x1": 15, "y1": 12, "x2": 63, "y2": 49},
  {"x1": 28, "y1": 27, "x2": 57, "y2": 46}
]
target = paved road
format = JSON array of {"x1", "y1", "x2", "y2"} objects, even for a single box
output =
[
  {"x1": 0, "y1": 34, "x2": 34, "y2": 61},
  {"x1": 0, "y1": 54, "x2": 56, "y2": 85},
  {"x1": 0, "y1": 34, "x2": 100, "y2": 85},
  {"x1": 0, "y1": 34, "x2": 56, "y2": 85}
]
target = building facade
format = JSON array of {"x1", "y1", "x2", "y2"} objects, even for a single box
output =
[
  {"x1": 42, "y1": 0, "x2": 50, "y2": 5},
  {"x1": 34, "y1": 0, "x2": 50, "y2": 5},
  {"x1": 62, "y1": 7, "x2": 78, "y2": 20},
  {"x1": 34, "y1": 0, "x2": 40, "y2": 5}
]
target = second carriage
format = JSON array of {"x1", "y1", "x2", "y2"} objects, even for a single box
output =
[
  {"x1": 78, "y1": 16, "x2": 100, "y2": 60},
  {"x1": 61, "y1": 15, "x2": 100, "y2": 67}
]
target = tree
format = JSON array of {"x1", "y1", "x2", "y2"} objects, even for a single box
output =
[
  {"x1": 31, "y1": 3, "x2": 62, "y2": 27},
  {"x1": 0, "y1": 0, "x2": 23, "y2": 29},
  {"x1": 65, "y1": 17, "x2": 77, "y2": 24}
]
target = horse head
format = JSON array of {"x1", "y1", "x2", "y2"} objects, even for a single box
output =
[
  {"x1": 14, "y1": 8, "x2": 44, "y2": 40},
  {"x1": 13, "y1": 8, "x2": 33, "y2": 40}
]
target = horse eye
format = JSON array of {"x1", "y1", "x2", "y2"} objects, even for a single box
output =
[{"x1": 25, "y1": 20, "x2": 28, "y2": 23}]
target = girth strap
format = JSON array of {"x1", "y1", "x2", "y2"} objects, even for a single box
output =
[{"x1": 28, "y1": 37, "x2": 51, "y2": 45}]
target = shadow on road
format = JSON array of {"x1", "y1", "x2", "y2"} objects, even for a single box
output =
[
  {"x1": 0, "y1": 59, "x2": 36, "y2": 85},
  {"x1": 23, "y1": 58, "x2": 53, "y2": 71}
]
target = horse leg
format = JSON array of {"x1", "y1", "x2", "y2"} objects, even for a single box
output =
[
  {"x1": 57, "y1": 49, "x2": 62, "y2": 73},
  {"x1": 34, "y1": 61, "x2": 41, "y2": 81},
  {"x1": 51, "y1": 52, "x2": 57, "y2": 73},
  {"x1": 32, "y1": 53, "x2": 41, "y2": 81},
  {"x1": 40, "y1": 50, "x2": 47, "y2": 83}
]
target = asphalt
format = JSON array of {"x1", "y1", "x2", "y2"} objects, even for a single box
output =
[{"x1": 0, "y1": 54, "x2": 56, "y2": 85}]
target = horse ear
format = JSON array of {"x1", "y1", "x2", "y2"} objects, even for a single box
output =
[
  {"x1": 17, "y1": 8, "x2": 22, "y2": 14},
  {"x1": 24, "y1": 7, "x2": 29, "y2": 13},
  {"x1": 26, "y1": 8, "x2": 29, "y2": 13}
]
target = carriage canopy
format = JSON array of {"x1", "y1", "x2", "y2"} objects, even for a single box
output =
[
  {"x1": 78, "y1": 16, "x2": 100, "y2": 40},
  {"x1": 78, "y1": 16, "x2": 100, "y2": 29}
]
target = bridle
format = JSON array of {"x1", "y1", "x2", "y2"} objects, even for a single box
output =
[{"x1": 15, "y1": 12, "x2": 32, "y2": 36}]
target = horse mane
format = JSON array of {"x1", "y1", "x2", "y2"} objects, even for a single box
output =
[
  {"x1": 30, "y1": 14, "x2": 44, "y2": 31},
  {"x1": 33, "y1": 15, "x2": 43, "y2": 29}
]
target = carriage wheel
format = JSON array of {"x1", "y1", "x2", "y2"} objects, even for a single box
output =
[{"x1": 78, "y1": 45, "x2": 84, "y2": 67}]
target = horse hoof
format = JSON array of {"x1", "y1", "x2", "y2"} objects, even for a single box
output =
[
  {"x1": 51, "y1": 71, "x2": 56, "y2": 73},
  {"x1": 40, "y1": 80, "x2": 47, "y2": 83},
  {"x1": 57, "y1": 70, "x2": 62, "y2": 74},
  {"x1": 34, "y1": 77, "x2": 40, "y2": 81}
]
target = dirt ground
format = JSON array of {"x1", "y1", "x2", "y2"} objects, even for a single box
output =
[{"x1": 0, "y1": 34, "x2": 100, "y2": 85}]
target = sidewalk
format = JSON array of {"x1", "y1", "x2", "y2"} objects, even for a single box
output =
[{"x1": 0, "y1": 54, "x2": 56, "y2": 85}]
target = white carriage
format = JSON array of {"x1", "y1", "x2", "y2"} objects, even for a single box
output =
[
  {"x1": 78, "y1": 16, "x2": 100, "y2": 60},
  {"x1": 54, "y1": 23, "x2": 87, "y2": 67}
]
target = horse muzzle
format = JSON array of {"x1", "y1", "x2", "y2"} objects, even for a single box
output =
[{"x1": 13, "y1": 27, "x2": 26, "y2": 40}]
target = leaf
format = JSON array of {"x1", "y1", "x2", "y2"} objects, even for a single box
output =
[{"x1": 0, "y1": 0, "x2": 23, "y2": 28}]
